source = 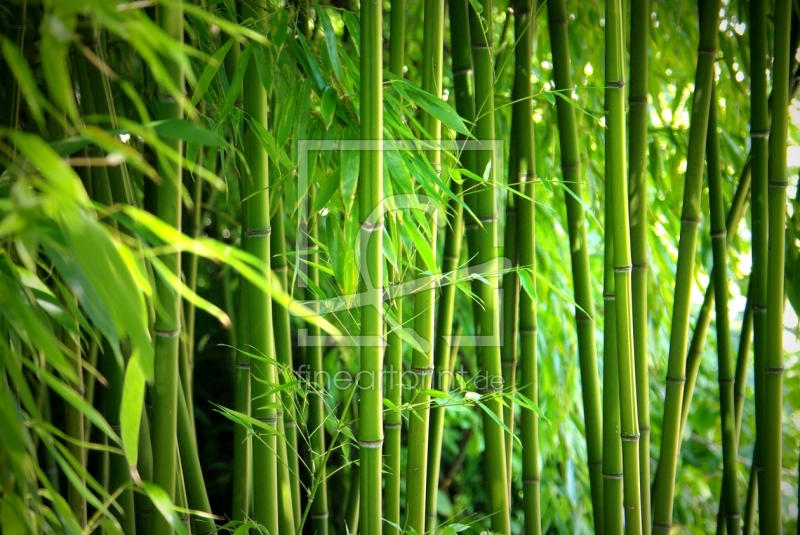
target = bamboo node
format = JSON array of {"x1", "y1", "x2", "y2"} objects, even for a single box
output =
[
  {"x1": 725, "y1": 513, "x2": 742, "y2": 519},
  {"x1": 602, "y1": 293, "x2": 616, "y2": 301},
  {"x1": 452, "y1": 67, "x2": 474, "y2": 76},
  {"x1": 256, "y1": 416, "x2": 278, "y2": 425},
  {"x1": 765, "y1": 366, "x2": 785, "y2": 375},
  {"x1": 639, "y1": 426, "x2": 651, "y2": 433},
  {"x1": 360, "y1": 219, "x2": 384, "y2": 232},
  {"x1": 519, "y1": 327, "x2": 538, "y2": 334},
  {"x1": 384, "y1": 423, "x2": 402, "y2": 429},
  {"x1": 666, "y1": 376, "x2": 686, "y2": 384},
  {"x1": 522, "y1": 477, "x2": 541, "y2": 485},
  {"x1": 358, "y1": 438, "x2": 384, "y2": 449},
  {"x1": 155, "y1": 328, "x2": 180, "y2": 338},
  {"x1": 750, "y1": 130, "x2": 770, "y2": 138},
  {"x1": 411, "y1": 365, "x2": 434, "y2": 376},
  {"x1": 621, "y1": 433, "x2": 640, "y2": 442},
  {"x1": 614, "y1": 265, "x2": 633, "y2": 273},
  {"x1": 768, "y1": 181, "x2": 789, "y2": 188},
  {"x1": 311, "y1": 513, "x2": 330, "y2": 520},
  {"x1": 561, "y1": 161, "x2": 582, "y2": 171},
  {"x1": 752, "y1": 305, "x2": 767, "y2": 313},
  {"x1": 575, "y1": 313, "x2": 595, "y2": 324},
  {"x1": 680, "y1": 216, "x2": 702, "y2": 226},
  {"x1": 632, "y1": 262, "x2": 649, "y2": 270},
  {"x1": 479, "y1": 215, "x2": 499, "y2": 223},
  {"x1": 629, "y1": 97, "x2": 648, "y2": 104},
  {"x1": 588, "y1": 460, "x2": 602, "y2": 467},
  {"x1": 245, "y1": 227, "x2": 271, "y2": 237},
  {"x1": 444, "y1": 254, "x2": 460, "y2": 262},
  {"x1": 284, "y1": 420, "x2": 297, "y2": 428},
  {"x1": 710, "y1": 230, "x2": 726, "y2": 239},
  {"x1": 697, "y1": 48, "x2": 718, "y2": 56},
  {"x1": 235, "y1": 363, "x2": 250, "y2": 370},
  {"x1": 607, "y1": 80, "x2": 626, "y2": 89},
  {"x1": 718, "y1": 378, "x2": 735, "y2": 385},
  {"x1": 602, "y1": 472, "x2": 624, "y2": 480}
]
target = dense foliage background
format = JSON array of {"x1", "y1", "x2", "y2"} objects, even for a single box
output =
[{"x1": 1, "y1": 0, "x2": 800, "y2": 534}]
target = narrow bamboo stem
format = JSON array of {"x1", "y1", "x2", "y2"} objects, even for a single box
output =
[
  {"x1": 64, "y1": 326, "x2": 87, "y2": 526},
  {"x1": 405, "y1": 0, "x2": 444, "y2": 531},
  {"x1": 545, "y1": 2, "x2": 604, "y2": 527},
  {"x1": 468, "y1": 1, "x2": 511, "y2": 530},
  {"x1": 628, "y1": 0, "x2": 651, "y2": 529},
  {"x1": 512, "y1": 0, "x2": 539, "y2": 530},
  {"x1": 651, "y1": 1, "x2": 720, "y2": 531},
  {"x1": 150, "y1": 3, "x2": 184, "y2": 534},
  {"x1": 706, "y1": 83, "x2": 740, "y2": 535},
  {"x1": 357, "y1": 0, "x2": 384, "y2": 532},
  {"x1": 606, "y1": 0, "x2": 642, "y2": 531},
  {"x1": 762, "y1": 0, "x2": 792, "y2": 529},
  {"x1": 384, "y1": 3, "x2": 405, "y2": 533}
]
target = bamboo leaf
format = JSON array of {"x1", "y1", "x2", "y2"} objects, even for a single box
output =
[
  {"x1": 315, "y1": 2, "x2": 343, "y2": 79},
  {"x1": 151, "y1": 119, "x2": 229, "y2": 147},
  {"x1": 219, "y1": 41, "x2": 254, "y2": 122},
  {"x1": 191, "y1": 37, "x2": 236, "y2": 106},
  {"x1": 390, "y1": 78, "x2": 471, "y2": 136},
  {"x1": 142, "y1": 482, "x2": 189, "y2": 535},
  {"x1": 121, "y1": 354, "x2": 146, "y2": 470}
]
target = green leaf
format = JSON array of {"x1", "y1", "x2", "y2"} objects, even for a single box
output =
[
  {"x1": 315, "y1": 3, "x2": 343, "y2": 79},
  {"x1": 121, "y1": 354, "x2": 147, "y2": 470},
  {"x1": 0, "y1": 36, "x2": 47, "y2": 128},
  {"x1": 143, "y1": 482, "x2": 189, "y2": 535},
  {"x1": 340, "y1": 128, "x2": 360, "y2": 216},
  {"x1": 518, "y1": 269, "x2": 536, "y2": 300},
  {"x1": 342, "y1": 12, "x2": 361, "y2": 54},
  {"x1": 321, "y1": 86, "x2": 338, "y2": 128},
  {"x1": 219, "y1": 41, "x2": 253, "y2": 122},
  {"x1": 191, "y1": 37, "x2": 235, "y2": 106},
  {"x1": 391, "y1": 78, "x2": 471, "y2": 136},
  {"x1": 151, "y1": 119, "x2": 229, "y2": 147}
]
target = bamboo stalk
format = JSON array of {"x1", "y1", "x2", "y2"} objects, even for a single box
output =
[
  {"x1": 384, "y1": 3, "x2": 405, "y2": 533},
  {"x1": 511, "y1": 0, "x2": 539, "y2": 530},
  {"x1": 149, "y1": 3, "x2": 184, "y2": 534},
  {"x1": 271, "y1": 194, "x2": 302, "y2": 531},
  {"x1": 545, "y1": 2, "x2": 604, "y2": 527},
  {"x1": 424, "y1": 2, "x2": 475, "y2": 530},
  {"x1": 240, "y1": 1, "x2": 279, "y2": 533},
  {"x1": 628, "y1": 0, "x2": 650, "y2": 529},
  {"x1": 605, "y1": 0, "x2": 642, "y2": 531},
  {"x1": 357, "y1": 0, "x2": 384, "y2": 532},
  {"x1": 602, "y1": 188, "x2": 624, "y2": 535},
  {"x1": 467, "y1": 0, "x2": 511, "y2": 531},
  {"x1": 64, "y1": 326, "x2": 87, "y2": 526},
  {"x1": 762, "y1": 0, "x2": 792, "y2": 529},
  {"x1": 651, "y1": 1, "x2": 720, "y2": 531},
  {"x1": 706, "y1": 82, "x2": 740, "y2": 535},
  {"x1": 405, "y1": 0, "x2": 444, "y2": 530}
]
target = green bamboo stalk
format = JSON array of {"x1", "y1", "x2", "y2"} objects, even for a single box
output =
[
  {"x1": 276, "y1": 411, "x2": 297, "y2": 535},
  {"x1": 706, "y1": 83, "x2": 740, "y2": 535},
  {"x1": 305, "y1": 194, "x2": 329, "y2": 535},
  {"x1": 405, "y1": 0, "x2": 444, "y2": 531},
  {"x1": 1, "y1": 1, "x2": 25, "y2": 161},
  {"x1": 468, "y1": 1, "x2": 511, "y2": 531},
  {"x1": 173, "y1": 375, "x2": 215, "y2": 535},
  {"x1": 511, "y1": 0, "x2": 539, "y2": 531},
  {"x1": 135, "y1": 408, "x2": 155, "y2": 535},
  {"x1": 149, "y1": 2, "x2": 184, "y2": 534},
  {"x1": 64, "y1": 326, "x2": 87, "y2": 526},
  {"x1": 271, "y1": 196, "x2": 302, "y2": 531},
  {"x1": 602, "y1": 188, "x2": 624, "y2": 535},
  {"x1": 545, "y1": 1, "x2": 604, "y2": 527},
  {"x1": 240, "y1": 2, "x2": 279, "y2": 533},
  {"x1": 345, "y1": 464, "x2": 360, "y2": 534},
  {"x1": 762, "y1": 0, "x2": 792, "y2": 529},
  {"x1": 357, "y1": 0, "x2": 384, "y2": 532},
  {"x1": 628, "y1": 0, "x2": 650, "y2": 529},
  {"x1": 749, "y1": 0, "x2": 770, "y2": 524},
  {"x1": 651, "y1": 0, "x2": 720, "y2": 531},
  {"x1": 605, "y1": 1, "x2": 642, "y2": 532},
  {"x1": 384, "y1": 3, "x2": 405, "y2": 533}
]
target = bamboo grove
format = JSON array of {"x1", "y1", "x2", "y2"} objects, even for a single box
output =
[{"x1": 2, "y1": 0, "x2": 800, "y2": 534}]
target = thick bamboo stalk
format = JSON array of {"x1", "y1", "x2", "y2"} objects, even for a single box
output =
[
  {"x1": 762, "y1": 0, "x2": 792, "y2": 530},
  {"x1": 150, "y1": 3, "x2": 184, "y2": 534},
  {"x1": 357, "y1": 0, "x2": 384, "y2": 532},
  {"x1": 651, "y1": 1, "x2": 720, "y2": 531},
  {"x1": 706, "y1": 83, "x2": 740, "y2": 535},
  {"x1": 628, "y1": 0, "x2": 650, "y2": 529},
  {"x1": 605, "y1": 0, "x2": 642, "y2": 532},
  {"x1": 404, "y1": 0, "x2": 444, "y2": 531},
  {"x1": 384, "y1": 3, "x2": 405, "y2": 533},
  {"x1": 545, "y1": 2, "x2": 604, "y2": 527},
  {"x1": 511, "y1": 0, "x2": 539, "y2": 531},
  {"x1": 467, "y1": 1, "x2": 511, "y2": 531},
  {"x1": 240, "y1": 2, "x2": 279, "y2": 533}
]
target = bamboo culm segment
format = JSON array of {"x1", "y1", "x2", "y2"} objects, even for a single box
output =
[
  {"x1": 405, "y1": 0, "x2": 444, "y2": 531},
  {"x1": 628, "y1": 0, "x2": 650, "y2": 530},
  {"x1": 762, "y1": 0, "x2": 792, "y2": 530},
  {"x1": 651, "y1": 2, "x2": 720, "y2": 532},
  {"x1": 425, "y1": 4, "x2": 475, "y2": 530},
  {"x1": 510, "y1": 0, "x2": 540, "y2": 530},
  {"x1": 546, "y1": 1, "x2": 605, "y2": 528},
  {"x1": 468, "y1": 0, "x2": 511, "y2": 531},
  {"x1": 706, "y1": 83, "x2": 740, "y2": 535},
  {"x1": 150, "y1": 3, "x2": 184, "y2": 535},
  {"x1": 358, "y1": 0, "x2": 384, "y2": 533},
  {"x1": 384, "y1": 2, "x2": 405, "y2": 533},
  {"x1": 606, "y1": 0, "x2": 642, "y2": 532},
  {"x1": 241, "y1": 1, "x2": 280, "y2": 533}
]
